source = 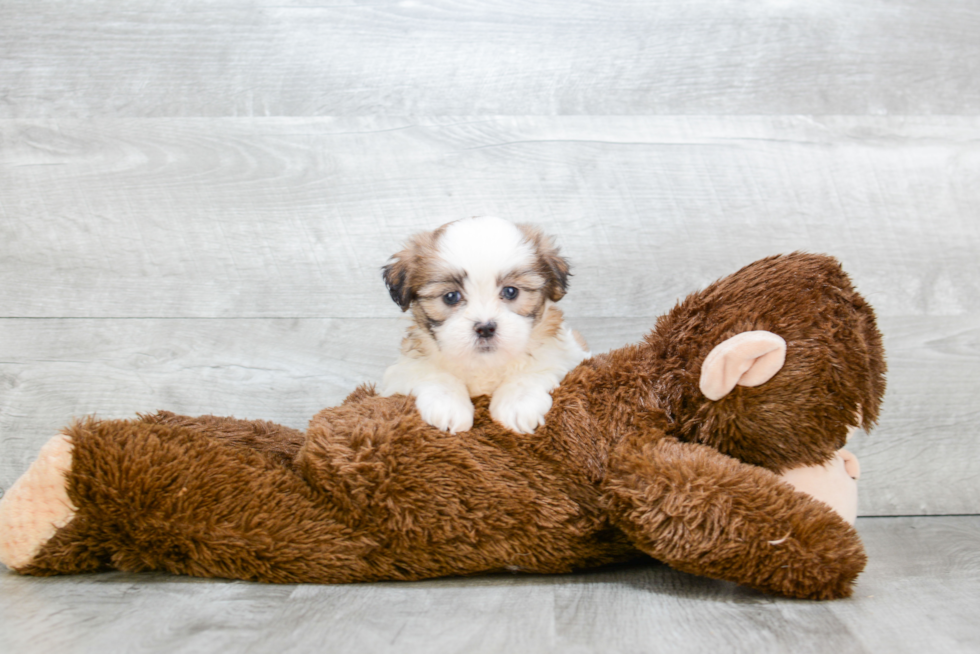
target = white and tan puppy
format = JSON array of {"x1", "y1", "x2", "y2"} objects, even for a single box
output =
[{"x1": 380, "y1": 217, "x2": 590, "y2": 434}]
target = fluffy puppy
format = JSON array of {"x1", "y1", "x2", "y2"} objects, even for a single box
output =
[{"x1": 380, "y1": 217, "x2": 590, "y2": 434}]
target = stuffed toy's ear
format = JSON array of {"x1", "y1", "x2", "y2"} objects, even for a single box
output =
[{"x1": 699, "y1": 331, "x2": 787, "y2": 401}]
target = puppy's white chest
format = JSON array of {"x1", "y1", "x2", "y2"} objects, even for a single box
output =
[{"x1": 456, "y1": 362, "x2": 515, "y2": 397}]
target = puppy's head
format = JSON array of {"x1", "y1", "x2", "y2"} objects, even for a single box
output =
[{"x1": 382, "y1": 217, "x2": 571, "y2": 364}]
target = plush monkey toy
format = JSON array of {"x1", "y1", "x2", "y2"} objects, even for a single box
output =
[{"x1": 0, "y1": 253, "x2": 885, "y2": 600}]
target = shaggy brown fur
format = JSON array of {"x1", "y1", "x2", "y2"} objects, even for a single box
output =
[{"x1": 13, "y1": 254, "x2": 884, "y2": 599}]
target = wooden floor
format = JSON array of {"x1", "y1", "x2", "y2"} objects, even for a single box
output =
[{"x1": 1, "y1": 0, "x2": 979, "y2": 651}]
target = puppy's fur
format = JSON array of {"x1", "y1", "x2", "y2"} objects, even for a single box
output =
[{"x1": 380, "y1": 217, "x2": 589, "y2": 434}]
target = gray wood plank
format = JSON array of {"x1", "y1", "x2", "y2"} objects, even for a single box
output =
[
  {"x1": 0, "y1": 516, "x2": 977, "y2": 653},
  {"x1": 2, "y1": 1, "x2": 980, "y2": 117},
  {"x1": 853, "y1": 315, "x2": 980, "y2": 516},
  {"x1": 2, "y1": 116, "x2": 979, "y2": 319},
  {"x1": 0, "y1": 318, "x2": 404, "y2": 481},
  {"x1": 1, "y1": 316, "x2": 977, "y2": 516}
]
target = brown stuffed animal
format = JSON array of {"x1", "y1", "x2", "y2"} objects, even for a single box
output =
[{"x1": 0, "y1": 253, "x2": 886, "y2": 600}]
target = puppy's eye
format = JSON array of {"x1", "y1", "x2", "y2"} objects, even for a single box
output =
[
  {"x1": 501, "y1": 286, "x2": 519, "y2": 301},
  {"x1": 443, "y1": 291, "x2": 462, "y2": 306}
]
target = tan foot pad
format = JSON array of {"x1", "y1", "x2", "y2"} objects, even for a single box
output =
[{"x1": 0, "y1": 435, "x2": 76, "y2": 570}]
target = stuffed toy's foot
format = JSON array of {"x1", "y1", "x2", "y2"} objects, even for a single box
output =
[{"x1": 0, "y1": 435, "x2": 76, "y2": 570}]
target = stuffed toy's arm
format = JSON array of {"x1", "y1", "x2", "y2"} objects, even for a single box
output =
[{"x1": 602, "y1": 436, "x2": 866, "y2": 600}]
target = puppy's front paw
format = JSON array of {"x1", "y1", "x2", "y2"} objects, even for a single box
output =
[
  {"x1": 414, "y1": 384, "x2": 474, "y2": 434},
  {"x1": 490, "y1": 384, "x2": 553, "y2": 434}
]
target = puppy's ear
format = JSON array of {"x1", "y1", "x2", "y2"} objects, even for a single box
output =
[
  {"x1": 518, "y1": 224, "x2": 571, "y2": 301},
  {"x1": 383, "y1": 229, "x2": 444, "y2": 311},
  {"x1": 382, "y1": 248, "x2": 415, "y2": 311}
]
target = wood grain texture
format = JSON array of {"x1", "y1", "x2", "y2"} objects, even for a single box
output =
[
  {"x1": 2, "y1": 0, "x2": 980, "y2": 117},
  {"x1": 0, "y1": 318, "x2": 402, "y2": 483},
  {"x1": 1, "y1": 315, "x2": 977, "y2": 516},
  {"x1": 853, "y1": 315, "x2": 980, "y2": 516},
  {"x1": 0, "y1": 516, "x2": 977, "y2": 653},
  {"x1": 2, "y1": 116, "x2": 979, "y2": 319}
]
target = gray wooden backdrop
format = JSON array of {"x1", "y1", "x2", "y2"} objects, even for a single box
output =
[{"x1": 1, "y1": 1, "x2": 979, "y2": 652}]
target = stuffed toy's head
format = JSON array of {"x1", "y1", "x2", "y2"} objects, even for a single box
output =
[{"x1": 643, "y1": 254, "x2": 885, "y2": 473}]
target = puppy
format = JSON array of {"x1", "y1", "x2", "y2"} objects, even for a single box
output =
[{"x1": 380, "y1": 217, "x2": 589, "y2": 434}]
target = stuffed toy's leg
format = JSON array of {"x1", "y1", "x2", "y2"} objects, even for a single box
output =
[
  {"x1": 0, "y1": 412, "x2": 306, "y2": 572},
  {"x1": 0, "y1": 417, "x2": 379, "y2": 582},
  {"x1": 603, "y1": 437, "x2": 866, "y2": 600}
]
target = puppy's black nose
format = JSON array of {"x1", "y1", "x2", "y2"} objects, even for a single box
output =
[{"x1": 475, "y1": 321, "x2": 497, "y2": 339}]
